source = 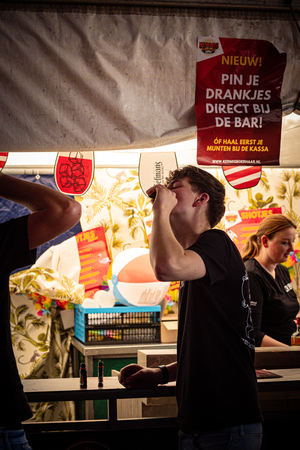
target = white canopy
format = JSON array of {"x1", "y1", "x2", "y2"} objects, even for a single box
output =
[{"x1": 0, "y1": 0, "x2": 299, "y2": 164}]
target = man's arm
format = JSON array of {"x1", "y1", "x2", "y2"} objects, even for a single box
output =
[
  {"x1": 0, "y1": 173, "x2": 81, "y2": 249},
  {"x1": 147, "y1": 185, "x2": 206, "y2": 282},
  {"x1": 118, "y1": 362, "x2": 177, "y2": 389},
  {"x1": 261, "y1": 335, "x2": 288, "y2": 347}
]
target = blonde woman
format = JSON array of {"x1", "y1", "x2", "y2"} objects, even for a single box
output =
[{"x1": 242, "y1": 214, "x2": 299, "y2": 347}]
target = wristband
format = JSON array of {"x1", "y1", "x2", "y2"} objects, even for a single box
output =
[{"x1": 158, "y1": 365, "x2": 169, "y2": 384}]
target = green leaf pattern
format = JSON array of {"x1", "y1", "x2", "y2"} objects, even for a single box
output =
[
  {"x1": 9, "y1": 268, "x2": 84, "y2": 423},
  {"x1": 10, "y1": 267, "x2": 85, "y2": 303},
  {"x1": 10, "y1": 294, "x2": 75, "y2": 422}
]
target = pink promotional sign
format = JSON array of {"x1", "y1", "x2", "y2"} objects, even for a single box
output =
[
  {"x1": 225, "y1": 207, "x2": 282, "y2": 254},
  {"x1": 196, "y1": 37, "x2": 287, "y2": 166},
  {"x1": 76, "y1": 226, "x2": 111, "y2": 298}
]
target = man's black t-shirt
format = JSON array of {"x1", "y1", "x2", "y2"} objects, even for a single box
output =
[
  {"x1": 0, "y1": 215, "x2": 36, "y2": 425},
  {"x1": 245, "y1": 258, "x2": 299, "y2": 346},
  {"x1": 176, "y1": 229, "x2": 262, "y2": 432}
]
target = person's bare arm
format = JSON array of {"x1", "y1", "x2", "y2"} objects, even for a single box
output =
[
  {"x1": 260, "y1": 335, "x2": 289, "y2": 347},
  {"x1": 118, "y1": 362, "x2": 177, "y2": 389},
  {"x1": 147, "y1": 184, "x2": 206, "y2": 281},
  {"x1": 0, "y1": 172, "x2": 81, "y2": 249}
]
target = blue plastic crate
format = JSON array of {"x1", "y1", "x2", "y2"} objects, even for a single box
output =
[{"x1": 74, "y1": 304, "x2": 161, "y2": 345}]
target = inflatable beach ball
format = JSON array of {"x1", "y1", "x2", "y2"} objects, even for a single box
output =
[{"x1": 107, "y1": 248, "x2": 170, "y2": 307}]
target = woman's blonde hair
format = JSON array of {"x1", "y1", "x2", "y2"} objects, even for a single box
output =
[{"x1": 241, "y1": 214, "x2": 296, "y2": 261}]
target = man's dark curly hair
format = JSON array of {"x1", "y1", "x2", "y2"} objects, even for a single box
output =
[{"x1": 165, "y1": 165, "x2": 226, "y2": 228}]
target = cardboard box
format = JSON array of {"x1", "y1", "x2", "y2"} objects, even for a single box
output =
[
  {"x1": 138, "y1": 349, "x2": 177, "y2": 414},
  {"x1": 161, "y1": 314, "x2": 178, "y2": 343},
  {"x1": 138, "y1": 349, "x2": 177, "y2": 368},
  {"x1": 60, "y1": 309, "x2": 75, "y2": 330}
]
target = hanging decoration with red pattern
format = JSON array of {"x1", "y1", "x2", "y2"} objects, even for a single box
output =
[{"x1": 54, "y1": 151, "x2": 94, "y2": 195}]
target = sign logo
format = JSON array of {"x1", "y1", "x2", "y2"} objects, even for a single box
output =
[{"x1": 199, "y1": 38, "x2": 219, "y2": 55}]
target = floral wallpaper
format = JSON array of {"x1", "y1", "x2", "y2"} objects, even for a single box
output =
[
  {"x1": 76, "y1": 168, "x2": 153, "y2": 259},
  {"x1": 11, "y1": 293, "x2": 75, "y2": 422},
  {"x1": 8, "y1": 165, "x2": 300, "y2": 425},
  {"x1": 76, "y1": 166, "x2": 300, "y2": 300}
]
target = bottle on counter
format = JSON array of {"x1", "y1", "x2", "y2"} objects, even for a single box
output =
[
  {"x1": 98, "y1": 359, "x2": 104, "y2": 387},
  {"x1": 291, "y1": 316, "x2": 300, "y2": 346},
  {"x1": 80, "y1": 362, "x2": 87, "y2": 388}
]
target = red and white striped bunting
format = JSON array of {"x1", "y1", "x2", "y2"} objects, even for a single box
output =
[
  {"x1": 0, "y1": 152, "x2": 8, "y2": 171},
  {"x1": 222, "y1": 165, "x2": 262, "y2": 190}
]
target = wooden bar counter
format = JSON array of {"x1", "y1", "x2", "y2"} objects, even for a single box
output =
[
  {"x1": 22, "y1": 367, "x2": 300, "y2": 431},
  {"x1": 255, "y1": 345, "x2": 300, "y2": 370},
  {"x1": 22, "y1": 376, "x2": 176, "y2": 432},
  {"x1": 19, "y1": 346, "x2": 300, "y2": 450}
]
